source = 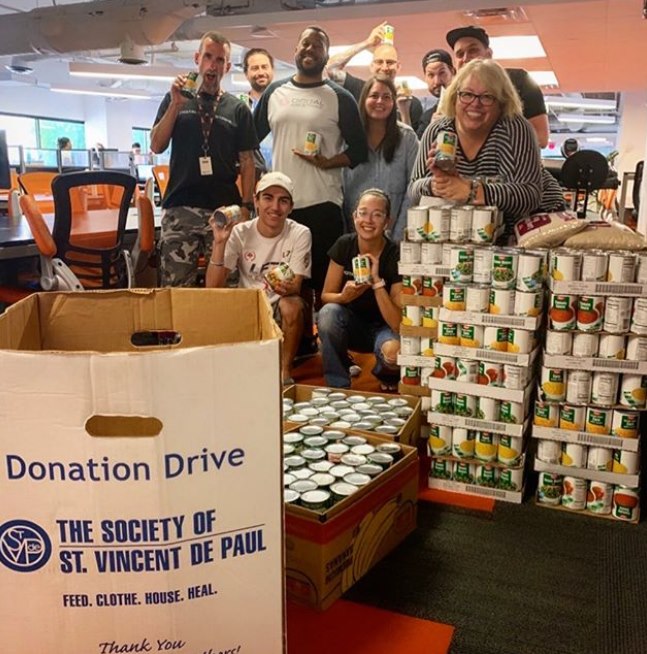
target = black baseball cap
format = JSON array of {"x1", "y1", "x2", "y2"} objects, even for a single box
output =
[
  {"x1": 446, "y1": 26, "x2": 490, "y2": 50},
  {"x1": 421, "y1": 49, "x2": 454, "y2": 72}
]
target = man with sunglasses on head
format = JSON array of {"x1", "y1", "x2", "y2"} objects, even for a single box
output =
[
  {"x1": 446, "y1": 25, "x2": 549, "y2": 148},
  {"x1": 326, "y1": 21, "x2": 424, "y2": 133}
]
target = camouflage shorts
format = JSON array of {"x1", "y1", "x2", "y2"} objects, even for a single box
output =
[{"x1": 158, "y1": 206, "x2": 213, "y2": 287}]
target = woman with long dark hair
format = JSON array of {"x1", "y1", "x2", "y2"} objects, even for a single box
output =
[{"x1": 343, "y1": 76, "x2": 419, "y2": 241}]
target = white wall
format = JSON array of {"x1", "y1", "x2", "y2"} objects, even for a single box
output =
[
  {"x1": 0, "y1": 86, "x2": 160, "y2": 151},
  {"x1": 616, "y1": 90, "x2": 647, "y2": 184}
]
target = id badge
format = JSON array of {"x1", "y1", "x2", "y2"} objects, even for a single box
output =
[{"x1": 199, "y1": 156, "x2": 213, "y2": 176}]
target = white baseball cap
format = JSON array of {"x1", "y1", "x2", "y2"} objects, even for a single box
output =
[{"x1": 255, "y1": 172, "x2": 294, "y2": 199}]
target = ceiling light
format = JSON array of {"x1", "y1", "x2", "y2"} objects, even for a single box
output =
[
  {"x1": 586, "y1": 137, "x2": 610, "y2": 143},
  {"x1": 328, "y1": 46, "x2": 372, "y2": 67},
  {"x1": 545, "y1": 97, "x2": 616, "y2": 110},
  {"x1": 395, "y1": 76, "x2": 427, "y2": 91},
  {"x1": 490, "y1": 36, "x2": 546, "y2": 59},
  {"x1": 51, "y1": 86, "x2": 151, "y2": 100},
  {"x1": 557, "y1": 113, "x2": 615, "y2": 125},
  {"x1": 69, "y1": 61, "x2": 180, "y2": 81},
  {"x1": 528, "y1": 71, "x2": 558, "y2": 86}
]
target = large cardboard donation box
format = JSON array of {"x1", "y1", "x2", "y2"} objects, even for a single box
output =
[{"x1": 0, "y1": 289, "x2": 285, "y2": 653}]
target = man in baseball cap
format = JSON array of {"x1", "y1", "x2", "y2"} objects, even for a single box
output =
[
  {"x1": 445, "y1": 25, "x2": 549, "y2": 147},
  {"x1": 417, "y1": 48, "x2": 456, "y2": 137},
  {"x1": 207, "y1": 172, "x2": 312, "y2": 384}
]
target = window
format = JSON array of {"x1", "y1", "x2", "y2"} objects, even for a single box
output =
[
  {"x1": 0, "y1": 113, "x2": 85, "y2": 149},
  {"x1": 132, "y1": 127, "x2": 151, "y2": 153}
]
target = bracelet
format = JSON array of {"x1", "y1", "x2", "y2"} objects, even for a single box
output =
[
  {"x1": 372, "y1": 279, "x2": 386, "y2": 290},
  {"x1": 466, "y1": 178, "x2": 479, "y2": 205},
  {"x1": 209, "y1": 259, "x2": 224, "y2": 267}
]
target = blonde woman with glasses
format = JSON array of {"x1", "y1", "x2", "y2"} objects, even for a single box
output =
[
  {"x1": 318, "y1": 188, "x2": 402, "y2": 390},
  {"x1": 408, "y1": 58, "x2": 564, "y2": 239}
]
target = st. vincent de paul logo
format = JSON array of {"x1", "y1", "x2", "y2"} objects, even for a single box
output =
[{"x1": 0, "y1": 520, "x2": 52, "y2": 572}]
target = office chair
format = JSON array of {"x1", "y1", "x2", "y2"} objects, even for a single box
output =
[
  {"x1": 560, "y1": 150, "x2": 610, "y2": 218},
  {"x1": 633, "y1": 160, "x2": 643, "y2": 216},
  {"x1": 18, "y1": 171, "x2": 58, "y2": 213},
  {"x1": 152, "y1": 164, "x2": 169, "y2": 200},
  {"x1": 41, "y1": 170, "x2": 138, "y2": 289}
]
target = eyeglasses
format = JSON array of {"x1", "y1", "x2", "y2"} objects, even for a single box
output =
[
  {"x1": 457, "y1": 91, "x2": 497, "y2": 107},
  {"x1": 356, "y1": 209, "x2": 387, "y2": 220},
  {"x1": 367, "y1": 93, "x2": 394, "y2": 103}
]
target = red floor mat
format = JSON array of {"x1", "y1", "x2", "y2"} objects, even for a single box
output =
[{"x1": 286, "y1": 599, "x2": 454, "y2": 654}]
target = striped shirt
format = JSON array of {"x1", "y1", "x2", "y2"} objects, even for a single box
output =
[{"x1": 409, "y1": 115, "x2": 564, "y2": 234}]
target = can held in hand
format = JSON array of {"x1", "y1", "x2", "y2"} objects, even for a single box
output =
[
  {"x1": 352, "y1": 255, "x2": 371, "y2": 284},
  {"x1": 382, "y1": 23, "x2": 395, "y2": 44},
  {"x1": 435, "y1": 130, "x2": 458, "y2": 172},
  {"x1": 212, "y1": 204, "x2": 242, "y2": 228},
  {"x1": 304, "y1": 131, "x2": 321, "y2": 155},
  {"x1": 181, "y1": 71, "x2": 203, "y2": 98},
  {"x1": 265, "y1": 262, "x2": 295, "y2": 291}
]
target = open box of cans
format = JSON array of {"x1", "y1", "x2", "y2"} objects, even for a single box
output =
[
  {"x1": 283, "y1": 426, "x2": 418, "y2": 610},
  {"x1": 283, "y1": 384, "x2": 422, "y2": 445}
]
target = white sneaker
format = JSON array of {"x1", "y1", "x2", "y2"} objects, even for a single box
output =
[{"x1": 349, "y1": 364, "x2": 362, "y2": 378}]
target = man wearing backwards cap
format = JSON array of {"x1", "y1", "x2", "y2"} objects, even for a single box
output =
[
  {"x1": 207, "y1": 172, "x2": 312, "y2": 384},
  {"x1": 416, "y1": 48, "x2": 455, "y2": 138},
  {"x1": 446, "y1": 25, "x2": 549, "y2": 148}
]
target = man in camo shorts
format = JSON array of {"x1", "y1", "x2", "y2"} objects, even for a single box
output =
[{"x1": 150, "y1": 30, "x2": 258, "y2": 286}]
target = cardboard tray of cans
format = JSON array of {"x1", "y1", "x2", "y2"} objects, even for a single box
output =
[
  {"x1": 284, "y1": 429, "x2": 418, "y2": 522},
  {"x1": 438, "y1": 308, "x2": 541, "y2": 331},
  {"x1": 400, "y1": 294, "x2": 443, "y2": 308},
  {"x1": 427, "y1": 376, "x2": 533, "y2": 403},
  {"x1": 548, "y1": 279, "x2": 647, "y2": 297},
  {"x1": 535, "y1": 497, "x2": 640, "y2": 525},
  {"x1": 428, "y1": 413, "x2": 530, "y2": 438},
  {"x1": 429, "y1": 450, "x2": 527, "y2": 471},
  {"x1": 284, "y1": 433, "x2": 419, "y2": 610},
  {"x1": 533, "y1": 458, "x2": 640, "y2": 488},
  {"x1": 433, "y1": 342, "x2": 540, "y2": 367},
  {"x1": 543, "y1": 354, "x2": 647, "y2": 376},
  {"x1": 283, "y1": 384, "x2": 421, "y2": 445},
  {"x1": 532, "y1": 425, "x2": 640, "y2": 453},
  {"x1": 397, "y1": 382, "x2": 430, "y2": 398},
  {"x1": 399, "y1": 263, "x2": 450, "y2": 277},
  {"x1": 427, "y1": 476, "x2": 524, "y2": 504},
  {"x1": 398, "y1": 353, "x2": 436, "y2": 368}
]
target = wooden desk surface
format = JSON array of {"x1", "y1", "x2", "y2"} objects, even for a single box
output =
[{"x1": 0, "y1": 206, "x2": 162, "y2": 260}]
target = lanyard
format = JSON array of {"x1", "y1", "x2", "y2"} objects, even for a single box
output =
[{"x1": 197, "y1": 91, "x2": 222, "y2": 157}]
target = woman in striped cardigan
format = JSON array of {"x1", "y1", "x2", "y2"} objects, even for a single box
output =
[{"x1": 408, "y1": 58, "x2": 564, "y2": 239}]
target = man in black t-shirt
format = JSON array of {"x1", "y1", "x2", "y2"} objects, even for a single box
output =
[
  {"x1": 446, "y1": 25, "x2": 549, "y2": 148},
  {"x1": 151, "y1": 31, "x2": 258, "y2": 287},
  {"x1": 416, "y1": 48, "x2": 455, "y2": 138}
]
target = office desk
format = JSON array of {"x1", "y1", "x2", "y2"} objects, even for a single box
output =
[{"x1": 0, "y1": 206, "x2": 162, "y2": 261}]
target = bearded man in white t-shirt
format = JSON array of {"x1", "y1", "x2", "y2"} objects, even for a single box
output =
[{"x1": 207, "y1": 172, "x2": 312, "y2": 384}]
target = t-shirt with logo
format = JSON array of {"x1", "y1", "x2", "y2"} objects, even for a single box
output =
[{"x1": 223, "y1": 217, "x2": 312, "y2": 304}]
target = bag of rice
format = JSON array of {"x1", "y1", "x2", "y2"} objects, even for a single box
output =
[
  {"x1": 514, "y1": 211, "x2": 586, "y2": 248},
  {"x1": 563, "y1": 220, "x2": 647, "y2": 250}
]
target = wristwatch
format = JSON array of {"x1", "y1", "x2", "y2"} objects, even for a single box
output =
[{"x1": 241, "y1": 201, "x2": 254, "y2": 211}]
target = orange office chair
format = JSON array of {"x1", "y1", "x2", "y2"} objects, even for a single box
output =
[
  {"x1": 132, "y1": 194, "x2": 158, "y2": 287},
  {"x1": 152, "y1": 164, "x2": 170, "y2": 200},
  {"x1": 23, "y1": 170, "x2": 139, "y2": 290},
  {"x1": 18, "y1": 171, "x2": 57, "y2": 214}
]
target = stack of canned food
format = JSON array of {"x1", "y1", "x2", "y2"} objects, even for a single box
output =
[
  {"x1": 428, "y1": 428, "x2": 524, "y2": 491},
  {"x1": 283, "y1": 388, "x2": 415, "y2": 438},
  {"x1": 405, "y1": 203, "x2": 502, "y2": 244},
  {"x1": 537, "y1": 473, "x2": 639, "y2": 522},
  {"x1": 549, "y1": 248, "x2": 647, "y2": 285},
  {"x1": 283, "y1": 426, "x2": 404, "y2": 511}
]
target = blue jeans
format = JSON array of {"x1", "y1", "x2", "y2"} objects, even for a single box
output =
[{"x1": 317, "y1": 303, "x2": 400, "y2": 388}]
